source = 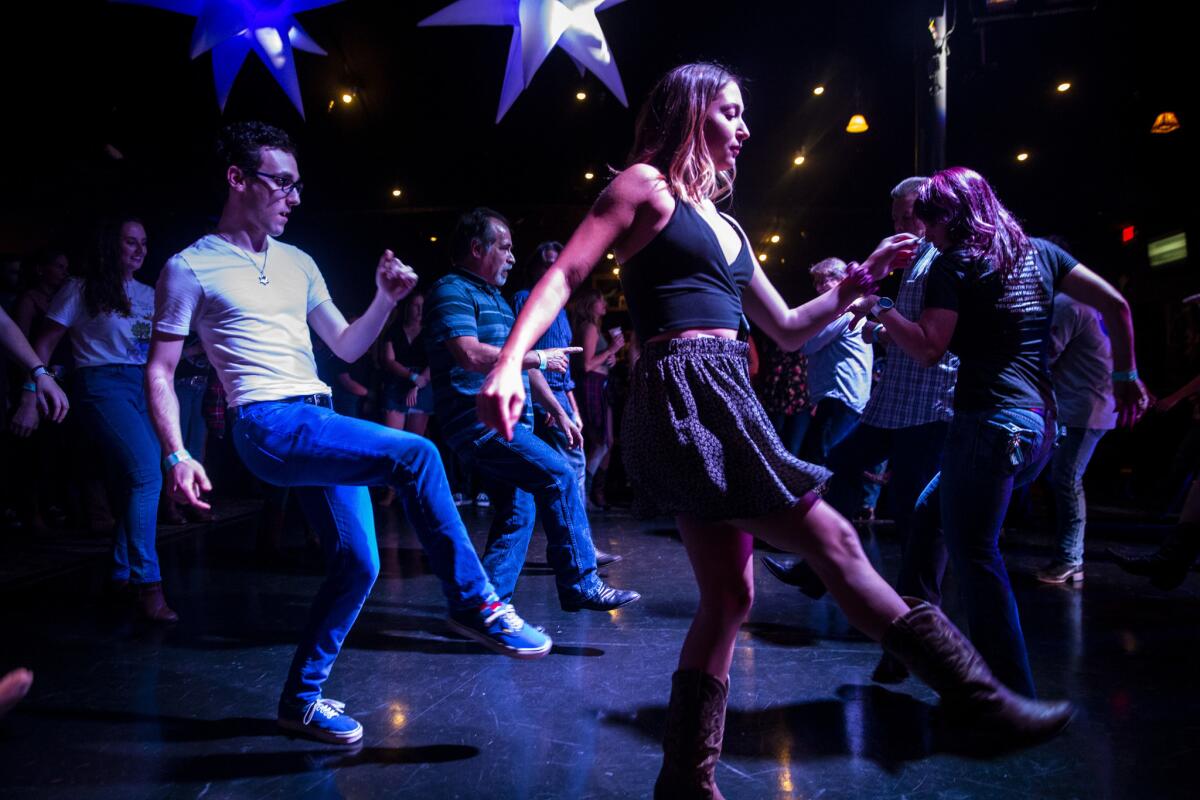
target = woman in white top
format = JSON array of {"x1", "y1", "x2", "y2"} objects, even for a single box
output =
[{"x1": 32, "y1": 218, "x2": 177, "y2": 622}]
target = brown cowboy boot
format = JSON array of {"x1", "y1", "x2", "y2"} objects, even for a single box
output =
[
  {"x1": 138, "y1": 583, "x2": 180, "y2": 623},
  {"x1": 883, "y1": 598, "x2": 1073, "y2": 743},
  {"x1": 654, "y1": 670, "x2": 728, "y2": 800}
]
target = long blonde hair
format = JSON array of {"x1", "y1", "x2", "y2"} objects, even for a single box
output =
[{"x1": 627, "y1": 62, "x2": 741, "y2": 206}]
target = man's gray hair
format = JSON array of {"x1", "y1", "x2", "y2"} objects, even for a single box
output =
[
  {"x1": 891, "y1": 176, "x2": 929, "y2": 199},
  {"x1": 809, "y1": 257, "x2": 848, "y2": 279}
]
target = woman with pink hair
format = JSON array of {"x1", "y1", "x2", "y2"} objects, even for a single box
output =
[{"x1": 873, "y1": 166, "x2": 1149, "y2": 698}]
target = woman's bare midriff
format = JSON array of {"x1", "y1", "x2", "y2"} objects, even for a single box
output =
[{"x1": 645, "y1": 327, "x2": 739, "y2": 344}]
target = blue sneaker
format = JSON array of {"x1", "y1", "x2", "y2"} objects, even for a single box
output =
[
  {"x1": 278, "y1": 698, "x2": 364, "y2": 744},
  {"x1": 448, "y1": 602, "x2": 552, "y2": 660}
]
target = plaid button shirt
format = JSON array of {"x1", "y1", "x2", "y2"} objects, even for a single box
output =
[{"x1": 860, "y1": 244, "x2": 958, "y2": 429}]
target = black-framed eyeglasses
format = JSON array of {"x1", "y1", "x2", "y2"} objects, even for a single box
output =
[{"x1": 252, "y1": 171, "x2": 304, "y2": 197}]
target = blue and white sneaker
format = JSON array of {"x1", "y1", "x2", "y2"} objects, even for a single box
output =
[
  {"x1": 278, "y1": 698, "x2": 364, "y2": 744},
  {"x1": 448, "y1": 601, "x2": 552, "y2": 660}
]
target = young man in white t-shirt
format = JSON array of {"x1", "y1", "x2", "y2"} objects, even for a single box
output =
[{"x1": 145, "y1": 122, "x2": 551, "y2": 746}]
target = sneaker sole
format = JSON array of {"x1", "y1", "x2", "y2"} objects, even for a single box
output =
[
  {"x1": 277, "y1": 717, "x2": 364, "y2": 745},
  {"x1": 446, "y1": 618, "x2": 553, "y2": 660},
  {"x1": 561, "y1": 593, "x2": 642, "y2": 613},
  {"x1": 1036, "y1": 571, "x2": 1084, "y2": 585}
]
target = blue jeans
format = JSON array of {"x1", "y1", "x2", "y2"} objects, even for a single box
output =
[
  {"x1": 231, "y1": 399, "x2": 499, "y2": 705},
  {"x1": 74, "y1": 365, "x2": 162, "y2": 584},
  {"x1": 1050, "y1": 426, "x2": 1107, "y2": 566},
  {"x1": 769, "y1": 410, "x2": 812, "y2": 458},
  {"x1": 799, "y1": 397, "x2": 861, "y2": 465},
  {"x1": 826, "y1": 420, "x2": 949, "y2": 601},
  {"x1": 931, "y1": 407, "x2": 1054, "y2": 698},
  {"x1": 534, "y1": 412, "x2": 588, "y2": 507},
  {"x1": 455, "y1": 424, "x2": 601, "y2": 605},
  {"x1": 175, "y1": 377, "x2": 208, "y2": 461}
]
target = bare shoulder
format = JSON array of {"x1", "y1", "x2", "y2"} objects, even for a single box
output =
[{"x1": 604, "y1": 164, "x2": 671, "y2": 210}]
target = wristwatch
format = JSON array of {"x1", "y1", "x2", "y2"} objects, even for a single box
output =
[{"x1": 871, "y1": 297, "x2": 895, "y2": 317}]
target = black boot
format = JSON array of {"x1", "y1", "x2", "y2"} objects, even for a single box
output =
[
  {"x1": 883, "y1": 598, "x2": 1073, "y2": 744},
  {"x1": 654, "y1": 670, "x2": 728, "y2": 800},
  {"x1": 1109, "y1": 522, "x2": 1199, "y2": 590},
  {"x1": 870, "y1": 651, "x2": 910, "y2": 684},
  {"x1": 759, "y1": 556, "x2": 827, "y2": 599}
]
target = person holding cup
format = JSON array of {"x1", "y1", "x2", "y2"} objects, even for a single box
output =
[{"x1": 571, "y1": 287, "x2": 624, "y2": 507}]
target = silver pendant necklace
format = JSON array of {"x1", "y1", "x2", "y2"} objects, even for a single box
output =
[{"x1": 218, "y1": 233, "x2": 270, "y2": 286}]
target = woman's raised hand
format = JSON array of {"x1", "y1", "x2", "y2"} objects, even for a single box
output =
[
  {"x1": 862, "y1": 233, "x2": 920, "y2": 282},
  {"x1": 478, "y1": 362, "x2": 526, "y2": 441}
]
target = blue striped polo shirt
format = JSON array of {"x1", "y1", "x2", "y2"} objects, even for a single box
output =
[{"x1": 425, "y1": 268, "x2": 532, "y2": 449}]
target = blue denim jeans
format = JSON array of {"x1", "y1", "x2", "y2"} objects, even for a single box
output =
[
  {"x1": 455, "y1": 424, "x2": 601, "y2": 605},
  {"x1": 826, "y1": 420, "x2": 950, "y2": 601},
  {"x1": 534, "y1": 412, "x2": 588, "y2": 507},
  {"x1": 799, "y1": 397, "x2": 861, "y2": 465},
  {"x1": 1050, "y1": 426, "x2": 1107, "y2": 566},
  {"x1": 175, "y1": 377, "x2": 208, "y2": 461},
  {"x1": 231, "y1": 399, "x2": 499, "y2": 704},
  {"x1": 73, "y1": 365, "x2": 162, "y2": 584},
  {"x1": 933, "y1": 407, "x2": 1055, "y2": 698}
]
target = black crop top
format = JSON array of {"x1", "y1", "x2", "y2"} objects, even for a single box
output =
[{"x1": 619, "y1": 200, "x2": 756, "y2": 343}]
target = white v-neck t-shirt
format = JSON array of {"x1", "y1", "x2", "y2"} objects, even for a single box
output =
[{"x1": 154, "y1": 234, "x2": 332, "y2": 407}]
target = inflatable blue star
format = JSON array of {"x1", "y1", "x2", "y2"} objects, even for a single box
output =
[{"x1": 113, "y1": 1, "x2": 341, "y2": 117}]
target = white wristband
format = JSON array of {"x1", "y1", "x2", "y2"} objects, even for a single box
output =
[{"x1": 536, "y1": 350, "x2": 547, "y2": 370}]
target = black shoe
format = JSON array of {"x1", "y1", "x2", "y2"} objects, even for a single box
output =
[
  {"x1": 1108, "y1": 547, "x2": 1191, "y2": 590},
  {"x1": 562, "y1": 583, "x2": 641, "y2": 612},
  {"x1": 760, "y1": 556, "x2": 828, "y2": 599},
  {"x1": 595, "y1": 548, "x2": 623, "y2": 567}
]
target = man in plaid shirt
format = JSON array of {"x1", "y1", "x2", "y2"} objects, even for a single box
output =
[{"x1": 763, "y1": 177, "x2": 958, "y2": 682}]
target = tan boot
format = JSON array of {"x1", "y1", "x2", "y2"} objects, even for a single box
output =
[
  {"x1": 883, "y1": 598, "x2": 1073, "y2": 743},
  {"x1": 138, "y1": 583, "x2": 180, "y2": 623},
  {"x1": 654, "y1": 670, "x2": 728, "y2": 800}
]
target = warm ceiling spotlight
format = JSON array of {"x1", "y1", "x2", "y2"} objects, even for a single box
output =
[
  {"x1": 341, "y1": 92, "x2": 354, "y2": 104},
  {"x1": 612, "y1": 267, "x2": 620, "y2": 276},
  {"x1": 1016, "y1": 152, "x2": 1030, "y2": 162},
  {"x1": 769, "y1": 234, "x2": 781, "y2": 244},
  {"x1": 813, "y1": 85, "x2": 825, "y2": 96},
  {"x1": 792, "y1": 154, "x2": 806, "y2": 166},
  {"x1": 327, "y1": 99, "x2": 335, "y2": 111},
  {"x1": 576, "y1": 91, "x2": 587, "y2": 101},
  {"x1": 758, "y1": 253, "x2": 768, "y2": 263},
  {"x1": 429, "y1": 235, "x2": 438, "y2": 243},
  {"x1": 1056, "y1": 82, "x2": 1072, "y2": 93},
  {"x1": 391, "y1": 188, "x2": 402, "y2": 197},
  {"x1": 1151, "y1": 111, "x2": 1181, "y2": 134},
  {"x1": 606, "y1": 253, "x2": 615, "y2": 260},
  {"x1": 584, "y1": 171, "x2": 595, "y2": 180},
  {"x1": 845, "y1": 113, "x2": 869, "y2": 133}
]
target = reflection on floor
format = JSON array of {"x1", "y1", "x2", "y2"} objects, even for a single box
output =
[{"x1": 0, "y1": 504, "x2": 1196, "y2": 799}]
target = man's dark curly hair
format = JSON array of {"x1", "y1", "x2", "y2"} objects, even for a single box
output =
[{"x1": 215, "y1": 121, "x2": 297, "y2": 180}]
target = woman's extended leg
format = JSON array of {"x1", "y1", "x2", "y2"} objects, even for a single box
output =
[
  {"x1": 736, "y1": 495, "x2": 907, "y2": 639},
  {"x1": 738, "y1": 493, "x2": 1073, "y2": 743}
]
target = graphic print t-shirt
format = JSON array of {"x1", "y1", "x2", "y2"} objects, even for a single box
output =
[{"x1": 46, "y1": 277, "x2": 155, "y2": 367}]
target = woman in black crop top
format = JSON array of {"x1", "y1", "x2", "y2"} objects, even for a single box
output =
[
  {"x1": 479, "y1": 63, "x2": 1072, "y2": 796},
  {"x1": 864, "y1": 167, "x2": 1148, "y2": 699}
]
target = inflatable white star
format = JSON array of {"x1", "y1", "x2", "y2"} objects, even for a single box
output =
[
  {"x1": 112, "y1": 1, "x2": 340, "y2": 117},
  {"x1": 419, "y1": 0, "x2": 630, "y2": 122}
]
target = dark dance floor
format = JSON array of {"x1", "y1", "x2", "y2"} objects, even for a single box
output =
[{"x1": 1, "y1": 502, "x2": 1197, "y2": 799}]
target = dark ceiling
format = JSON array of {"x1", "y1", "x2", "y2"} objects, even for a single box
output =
[{"x1": 0, "y1": 0, "x2": 1194, "y2": 305}]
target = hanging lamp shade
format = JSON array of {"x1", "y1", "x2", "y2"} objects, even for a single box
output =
[
  {"x1": 846, "y1": 113, "x2": 869, "y2": 133},
  {"x1": 1151, "y1": 111, "x2": 1181, "y2": 134}
]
